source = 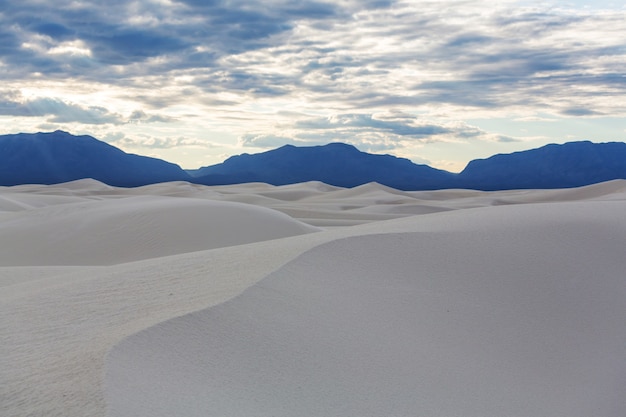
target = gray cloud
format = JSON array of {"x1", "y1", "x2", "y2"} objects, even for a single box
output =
[
  {"x1": 86, "y1": 29, "x2": 191, "y2": 65},
  {"x1": 128, "y1": 110, "x2": 176, "y2": 124},
  {"x1": 561, "y1": 108, "x2": 603, "y2": 117},
  {"x1": 295, "y1": 114, "x2": 452, "y2": 137},
  {"x1": 0, "y1": 0, "x2": 343, "y2": 81},
  {"x1": 0, "y1": 91, "x2": 179, "y2": 126},
  {"x1": 2, "y1": 0, "x2": 623, "y2": 114},
  {"x1": 239, "y1": 112, "x2": 520, "y2": 154},
  {"x1": 47, "y1": 103, "x2": 122, "y2": 125},
  {"x1": 0, "y1": 91, "x2": 123, "y2": 124}
]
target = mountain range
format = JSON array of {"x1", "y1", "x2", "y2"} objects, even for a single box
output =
[
  {"x1": 0, "y1": 131, "x2": 190, "y2": 187},
  {"x1": 1, "y1": 130, "x2": 625, "y2": 190}
]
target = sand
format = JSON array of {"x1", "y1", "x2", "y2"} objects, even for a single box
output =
[{"x1": 1, "y1": 179, "x2": 625, "y2": 416}]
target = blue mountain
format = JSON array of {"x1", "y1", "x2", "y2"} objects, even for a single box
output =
[
  {"x1": 1, "y1": 131, "x2": 625, "y2": 190},
  {"x1": 457, "y1": 141, "x2": 626, "y2": 190},
  {"x1": 190, "y1": 140, "x2": 626, "y2": 190},
  {"x1": 189, "y1": 142, "x2": 457, "y2": 190},
  {"x1": 0, "y1": 131, "x2": 190, "y2": 186}
]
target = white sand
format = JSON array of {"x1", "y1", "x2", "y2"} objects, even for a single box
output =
[{"x1": 1, "y1": 179, "x2": 625, "y2": 416}]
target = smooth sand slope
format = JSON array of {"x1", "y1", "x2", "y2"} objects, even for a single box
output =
[
  {"x1": 1, "y1": 179, "x2": 625, "y2": 417},
  {"x1": 0, "y1": 188, "x2": 317, "y2": 266}
]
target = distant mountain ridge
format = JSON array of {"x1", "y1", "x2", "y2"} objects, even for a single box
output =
[
  {"x1": 189, "y1": 142, "x2": 457, "y2": 190},
  {"x1": 189, "y1": 140, "x2": 626, "y2": 190},
  {"x1": 457, "y1": 141, "x2": 626, "y2": 190},
  {"x1": 0, "y1": 131, "x2": 190, "y2": 187},
  {"x1": 1, "y1": 131, "x2": 625, "y2": 190}
]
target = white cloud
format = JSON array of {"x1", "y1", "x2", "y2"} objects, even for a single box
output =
[
  {"x1": 47, "y1": 40, "x2": 92, "y2": 57},
  {"x1": 109, "y1": 133, "x2": 215, "y2": 149}
]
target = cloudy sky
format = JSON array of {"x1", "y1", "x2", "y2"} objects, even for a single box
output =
[{"x1": 1, "y1": 0, "x2": 625, "y2": 171}]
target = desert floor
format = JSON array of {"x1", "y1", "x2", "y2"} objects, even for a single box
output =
[{"x1": 1, "y1": 179, "x2": 625, "y2": 416}]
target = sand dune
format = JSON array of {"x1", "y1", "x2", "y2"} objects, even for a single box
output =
[
  {"x1": 0, "y1": 194, "x2": 317, "y2": 266},
  {"x1": 1, "y1": 179, "x2": 625, "y2": 416},
  {"x1": 106, "y1": 200, "x2": 626, "y2": 417}
]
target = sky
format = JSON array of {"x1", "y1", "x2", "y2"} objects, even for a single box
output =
[{"x1": 1, "y1": 0, "x2": 625, "y2": 171}]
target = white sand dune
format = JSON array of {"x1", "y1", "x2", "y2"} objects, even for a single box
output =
[
  {"x1": 106, "y1": 200, "x2": 626, "y2": 417},
  {"x1": 1, "y1": 179, "x2": 625, "y2": 417},
  {"x1": 0, "y1": 194, "x2": 317, "y2": 266}
]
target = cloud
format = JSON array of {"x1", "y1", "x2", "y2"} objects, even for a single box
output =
[
  {"x1": 127, "y1": 110, "x2": 176, "y2": 124},
  {"x1": 0, "y1": 91, "x2": 123, "y2": 124},
  {"x1": 0, "y1": 0, "x2": 343, "y2": 77},
  {"x1": 86, "y1": 29, "x2": 191, "y2": 64},
  {"x1": 108, "y1": 133, "x2": 214, "y2": 149},
  {"x1": 561, "y1": 108, "x2": 603, "y2": 117},
  {"x1": 0, "y1": 92, "x2": 178, "y2": 126},
  {"x1": 1, "y1": 0, "x2": 624, "y2": 119},
  {"x1": 238, "y1": 133, "x2": 301, "y2": 148},
  {"x1": 495, "y1": 135, "x2": 520, "y2": 143},
  {"x1": 239, "y1": 112, "x2": 520, "y2": 153},
  {"x1": 36, "y1": 122, "x2": 61, "y2": 131},
  {"x1": 295, "y1": 114, "x2": 452, "y2": 137},
  {"x1": 46, "y1": 103, "x2": 122, "y2": 124}
]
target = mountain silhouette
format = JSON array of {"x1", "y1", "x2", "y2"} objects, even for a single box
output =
[
  {"x1": 1, "y1": 131, "x2": 625, "y2": 190},
  {"x1": 189, "y1": 143, "x2": 457, "y2": 190},
  {"x1": 0, "y1": 131, "x2": 190, "y2": 187},
  {"x1": 457, "y1": 141, "x2": 626, "y2": 190}
]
